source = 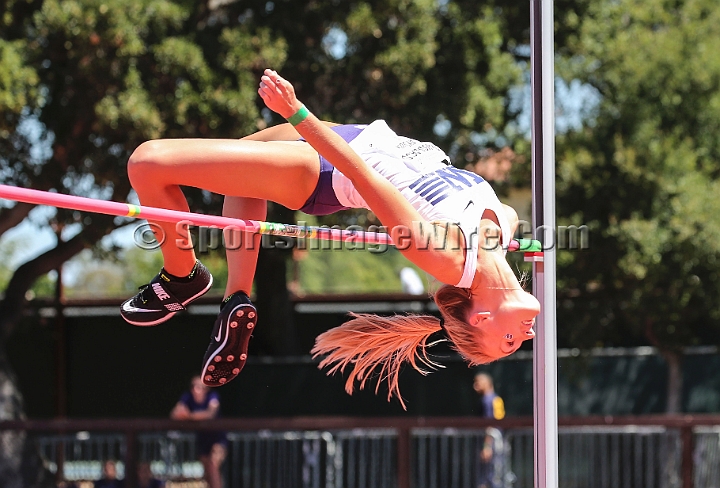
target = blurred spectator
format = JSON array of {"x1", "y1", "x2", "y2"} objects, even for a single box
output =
[
  {"x1": 400, "y1": 267, "x2": 425, "y2": 294},
  {"x1": 473, "y1": 372, "x2": 505, "y2": 488},
  {"x1": 94, "y1": 460, "x2": 124, "y2": 488},
  {"x1": 171, "y1": 375, "x2": 227, "y2": 488},
  {"x1": 137, "y1": 462, "x2": 163, "y2": 488}
]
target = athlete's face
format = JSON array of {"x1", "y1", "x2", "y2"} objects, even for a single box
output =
[{"x1": 469, "y1": 290, "x2": 540, "y2": 358}]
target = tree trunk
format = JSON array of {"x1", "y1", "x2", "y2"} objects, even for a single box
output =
[
  {"x1": 645, "y1": 320, "x2": 684, "y2": 414},
  {"x1": 0, "y1": 203, "x2": 34, "y2": 239},
  {"x1": 0, "y1": 233, "x2": 86, "y2": 339},
  {"x1": 662, "y1": 349, "x2": 683, "y2": 414},
  {"x1": 0, "y1": 350, "x2": 55, "y2": 488},
  {"x1": 0, "y1": 214, "x2": 119, "y2": 486}
]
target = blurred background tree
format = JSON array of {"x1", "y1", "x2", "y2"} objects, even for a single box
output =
[
  {"x1": 554, "y1": 0, "x2": 720, "y2": 413},
  {"x1": 4, "y1": 0, "x2": 720, "y2": 482},
  {"x1": 0, "y1": 0, "x2": 286, "y2": 483},
  {"x1": 0, "y1": 0, "x2": 536, "y2": 482}
]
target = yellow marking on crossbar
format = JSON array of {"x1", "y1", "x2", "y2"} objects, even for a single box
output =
[{"x1": 126, "y1": 204, "x2": 141, "y2": 217}]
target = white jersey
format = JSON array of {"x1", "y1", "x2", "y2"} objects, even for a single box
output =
[{"x1": 331, "y1": 120, "x2": 511, "y2": 288}]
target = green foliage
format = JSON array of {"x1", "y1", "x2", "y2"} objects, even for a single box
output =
[
  {"x1": 556, "y1": 0, "x2": 720, "y2": 350},
  {"x1": 60, "y1": 242, "x2": 424, "y2": 297},
  {"x1": 0, "y1": 40, "x2": 37, "y2": 116},
  {"x1": 2, "y1": 0, "x2": 293, "y2": 208},
  {"x1": 295, "y1": 245, "x2": 429, "y2": 295},
  {"x1": 0, "y1": 236, "x2": 56, "y2": 298},
  {"x1": 1, "y1": 0, "x2": 527, "y2": 233},
  {"x1": 29, "y1": 272, "x2": 56, "y2": 298},
  {"x1": 0, "y1": 0, "x2": 293, "y2": 314},
  {"x1": 0, "y1": 238, "x2": 22, "y2": 291},
  {"x1": 63, "y1": 247, "x2": 156, "y2": 297},
  {"x1": 0, "y1": 0, "x2": 533, "y2": 304},
  {"x1": 195, "y1": 249, "x2": 230, "y2": 293},
  {"x1": 0, "y1": 39, "x2": 39, "y2": 186},
  {"x1": 61, "y1": 243, "x2": 233, "y2": 297}
]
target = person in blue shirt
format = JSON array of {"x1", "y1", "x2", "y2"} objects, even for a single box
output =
[
  {"x1": 474, "y1": 372, "x2": 505, "y2": 488},
  {"x1": 171, "y1": 376, "x2": 227, "y2": 488}
]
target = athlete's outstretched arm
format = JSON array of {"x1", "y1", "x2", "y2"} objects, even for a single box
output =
[{"x1": 258, "y1": 69, "x2": 466, "y2": 285}]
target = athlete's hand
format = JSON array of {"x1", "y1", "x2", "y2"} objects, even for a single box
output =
[{"x1": 258, "y1": 69, "x2": 304, "y2": 118}]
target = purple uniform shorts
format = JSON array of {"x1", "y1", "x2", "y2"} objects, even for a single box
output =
[{"x1": 298, "y1": 124, "x2": 365, "y2": 216}]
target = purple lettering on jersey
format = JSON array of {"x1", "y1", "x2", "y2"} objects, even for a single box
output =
[
  {"x1": 415, "y1": 178, "x2": 447, "y2": 196},
  {"x1": 408, "y1": 167, "x2": 485, "y2": 206},
  {"x1": 436, "y1": 167, "x2": 484, "y2": 187}
]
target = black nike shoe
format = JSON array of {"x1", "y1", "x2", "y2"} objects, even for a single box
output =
[
  {"x1": 120, "y1": 261, "x2": 213, "y2": 326},
  {"x1": 201, "y1": 291, "x2": 256, "y2": 387}
]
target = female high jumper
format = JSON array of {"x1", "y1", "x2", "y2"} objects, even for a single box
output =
[{"x1": 120, "y1": 69, "x2": 540, "y2": 404}]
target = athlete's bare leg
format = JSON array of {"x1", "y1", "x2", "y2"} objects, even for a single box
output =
[
  {"x1": 127, "y1": 138, "x2": 320, "y2": 277},
  {"x1": 218, "y1": 123, "x2": 330, "y2": 298},
  {"x1": 222, "y1": 196, "x2": 265, "y2": 299}
]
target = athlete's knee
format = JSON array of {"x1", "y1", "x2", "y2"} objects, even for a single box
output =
[{"x1": 127, "y1": 140, "x2": 168, "y2": 187}]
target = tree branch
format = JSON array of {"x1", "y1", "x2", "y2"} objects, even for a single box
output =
[
  {"x1": 0, "y1": 214, "x2": 117, "y2": 340},
  {"x1": 0, "y1": 203, "x2": 34, "y2": 239}
]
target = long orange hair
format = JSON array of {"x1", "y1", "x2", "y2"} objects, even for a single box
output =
[{"x1": 311, "y1": 285, "x2": 497, "y2": 409}]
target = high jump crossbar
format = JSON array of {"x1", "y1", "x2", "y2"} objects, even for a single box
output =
[
  {"x1": 0, "y1": 184, "x2": 541, "y2": 252},
  {"x1": 530, "y1": 0, "x2": 560, "y2": 487}
]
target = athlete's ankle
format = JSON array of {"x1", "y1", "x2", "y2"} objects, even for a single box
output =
[
  {"x1": 221, "y1": 290, "x2": 251, "y2": 310},
  {"x1": 161, "y1": 261, "x2": 200, "y2": 283}
]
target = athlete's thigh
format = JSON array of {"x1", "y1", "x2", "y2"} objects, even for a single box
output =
[
  {"x1": 240, "y1": 121, "x2": 340, "y2": 142},
  {"x1": 133, "y1": 139, "x2": 321, "y2": 209}
]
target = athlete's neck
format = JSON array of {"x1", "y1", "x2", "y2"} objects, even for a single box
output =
[{"x1": 471, "y1": 243, "x2": 522, "y2": 293}]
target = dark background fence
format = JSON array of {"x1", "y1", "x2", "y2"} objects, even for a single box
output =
[
  {"x1": 2, "y1": 415, "x2": 719, "y2": 488},
  {"x1": 8, "y1": 295, "x2": 720, "y2": 419}
]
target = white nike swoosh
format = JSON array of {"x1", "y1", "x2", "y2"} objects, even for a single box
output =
[
  {"x1": 215, "y1": 323, "x2": 223, "y2": 342},
  {"x1": 122, "y1": 301, "x2": 160, "y2": 314}
]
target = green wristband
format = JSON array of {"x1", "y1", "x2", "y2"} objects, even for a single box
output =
[{"x1": 287, "y1": 105, "x2": 310, "y2": 126}]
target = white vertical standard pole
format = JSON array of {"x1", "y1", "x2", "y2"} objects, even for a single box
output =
[{"x1": 530, "y1": 0, "x2": 559, "y2": 487}]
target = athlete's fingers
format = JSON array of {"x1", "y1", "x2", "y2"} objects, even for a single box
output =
[
  {"x1": 268, "y1": 69, "x2": 281, "y2": 83},
  {"x1": 275, "y1": 75, "x2": 294, "y2": 98},
  {"x1": 259, "y1": 80, "x2": 283, "y2": 103},
  {"x1": 261, "y1": 75, "x2": 284, "y2": 97},
  {"x1": 259, "y1": 80, "x2": 274, "y2": 93},
  {"x1": 258, "y1": 82, "x2": 272, "y2": 98},
  {"x1": 275, "y1": 78, "x2": 290, "y2": 97},
  {"x1": 258, "y1": 85, "x2": 276, "y2": 103},
  {"x1": 260, "y1": 68, "x2": 300, "y2": 117},
  {"x1": 259, "y1": 76, "x2": 273, "y2": 90},
  {"x1": 264, "y1": 69, "x2": 294, "y2": 98}
]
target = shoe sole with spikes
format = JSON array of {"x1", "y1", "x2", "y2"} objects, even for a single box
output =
[{"x1": 201, "y1": 298, "x2": 256, "y2": 387}]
